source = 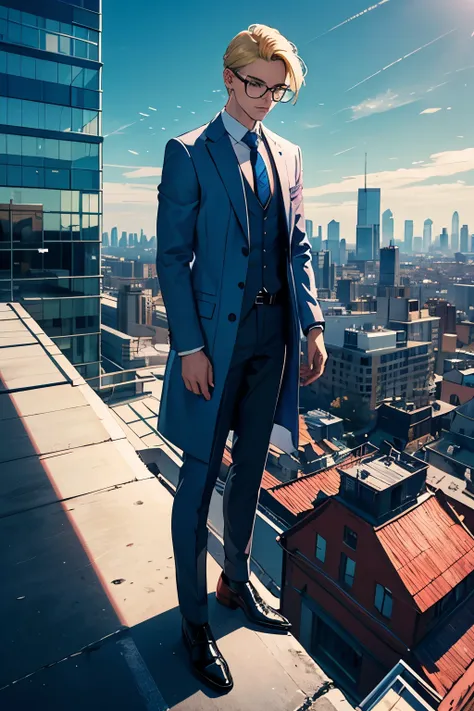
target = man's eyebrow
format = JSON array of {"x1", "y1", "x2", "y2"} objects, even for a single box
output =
[{"x1": 246, "y1": 74, "x2": 288, "y2": 88}]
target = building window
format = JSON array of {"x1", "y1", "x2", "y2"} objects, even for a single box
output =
[
  {"x1": 339, "y1": 553, "x2": 356, "y2": 588},
  {"x1": 374, "y1": 584, "x2": 393, "y2": 619},
  {"x1": 315, "y1": 534, "x2": 326, "y2": 563},
  {"x1": 343, "y1": 526, "x2": 358, "y2": 550}
]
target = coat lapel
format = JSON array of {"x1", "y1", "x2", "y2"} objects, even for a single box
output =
[{"x1": 205, "y1": 112, "x2": 292, "y2": 245}]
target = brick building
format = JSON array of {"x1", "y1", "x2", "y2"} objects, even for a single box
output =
[{"x1": 278, "y1": 450, "x2": 474, "y2": 704}]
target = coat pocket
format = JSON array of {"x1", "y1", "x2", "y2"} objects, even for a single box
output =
[{"x1": 195, "y1": 295, "x2": 216, "y2": 320}]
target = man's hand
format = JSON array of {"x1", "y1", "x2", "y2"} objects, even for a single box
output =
[
  {"x1": 300, "y1": 328, "x2": 328, "y2": 386},
  {"x1": 181, "y1": 350, "x2": 214, "y2": 400}
]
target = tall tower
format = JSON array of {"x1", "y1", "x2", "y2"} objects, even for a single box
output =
[
  {"x1": 327, "y1": 220, "x2": 340, "y2": 264},
  {"x1": 423, "y1": 219, "x2": 433, "y2": 252},
  {"x1": 111, "y1": 226, "x2": 118, "y2": 247},
  {"x1": 357, "y1": 154, "x2": 381, "y2": 260},
  {"x1": 382, "y1": 209, "x2": 394, "y2": 247},
  {"x1": 0, "y1": 0, "x2": 102, "y2": 381},
  {"x1": 404, "y1": 220, "x2": 414, "y2": 254},
  {"x1": 451, "y1": 211, "x2": 460, "y2": 252},
  {"x1": 460, "y1": 225, "x2": 469, "y2": 253},
  {"x1": 379, "y1": 246, "x2": 400, "y2": 288}
]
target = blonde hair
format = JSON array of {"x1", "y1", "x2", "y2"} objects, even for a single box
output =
[{"x1": 223, "y1": 24, "x2": 307, "y2": 105}]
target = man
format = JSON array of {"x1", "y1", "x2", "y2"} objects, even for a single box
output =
[{"x1": 156, "y1": 23, "x2": 327, "y2": 693}]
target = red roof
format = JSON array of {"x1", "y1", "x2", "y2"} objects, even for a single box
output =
[
  {"x1": 268, "y1": 466, "x2": 340, "y2": 516},
  {"x1": 264, "y1": 451, "x2": 372, "y2": 517},
  {"x1": 376, "y1": 495, "x2": 474, "y2": 612},
  {"x1": 415, "y1": 592, "x2": 474, "y2": 698}
]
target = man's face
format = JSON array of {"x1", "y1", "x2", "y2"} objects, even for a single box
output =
[{"x1": 225, "y1": 58, "x2": 289, "y2": 120}]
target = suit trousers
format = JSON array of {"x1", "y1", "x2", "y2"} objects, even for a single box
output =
[{"x1": 171, "y1": 300, "x2": 288, "y2": 625}]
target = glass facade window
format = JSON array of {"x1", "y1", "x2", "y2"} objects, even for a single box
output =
[
  {"x1": 0, "y1": 97, "x2": 99, "y2": 135},
  {"x1": 0, "y1": 7, "x2": 99, "y2": 60},
  {"x1": 0, "y1": 50, "x2": 101, "y2": 90},
  {"x1": 0, "y1": 1, "x2": 101, "y2": 375}
]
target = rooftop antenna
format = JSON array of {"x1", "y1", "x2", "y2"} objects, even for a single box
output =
[{"x1": 364, "y1": 152, "x2": 367, "y2": 191}]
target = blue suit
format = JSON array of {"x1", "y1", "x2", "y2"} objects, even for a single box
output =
[
  {"x1": 156, "y1": 109, "x2": 324, "y2": 624},
  {"x1": 156, "y1": 109, "x2": 324, "y2": 464}
]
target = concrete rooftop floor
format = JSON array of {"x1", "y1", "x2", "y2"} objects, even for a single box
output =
[{"x1": 0, "y1": 302, "x2": 353, "y2": 711}]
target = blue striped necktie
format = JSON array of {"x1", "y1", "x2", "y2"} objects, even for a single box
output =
[{"x1": 241, "y1": 130, "x2": 270, "y2": 207}]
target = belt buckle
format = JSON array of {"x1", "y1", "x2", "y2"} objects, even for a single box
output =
[{"x1": 255, "y1": 292, "x2": 264, "y2": 305}]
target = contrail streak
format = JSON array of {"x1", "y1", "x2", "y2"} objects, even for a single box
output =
[
  {"x1": 305, "y1": 0, "x2": 390, "y2": 43},
  {"x1": 346, "y1": 28, "x2": 457, "y2": 91}
]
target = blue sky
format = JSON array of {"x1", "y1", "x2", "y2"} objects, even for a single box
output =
[{"x1": 102, "y1": 0, "x2": 474, "y2": 244}]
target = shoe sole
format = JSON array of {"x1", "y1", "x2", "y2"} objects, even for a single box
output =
[
  {"x1": 216, "y1": 593, "x2": 292, "y2": 632},
  {"x1": 181, "y1": 628, "x2": 234, "y2": 692}
]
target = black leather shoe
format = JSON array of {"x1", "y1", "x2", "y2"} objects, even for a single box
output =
[
  {"x1": 216, "y1": 573, "x2": 292, "y2": 632},
  {"x1": 181, "y1": 617, "x2": 234, "y2": 692}
]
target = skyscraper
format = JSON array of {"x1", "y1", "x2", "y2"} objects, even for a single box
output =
[
  {"x1": 327, "y1": 219, "x2": 340, "y2": 264},
  {"x1": 382, "y1": 209, "x2": 394, "y2": 247},
  {"x1": 311, "y1": 251, "x2": 334, "y2": 292},
  {"x1": 404, "y1": 220, "x2": 414, "y2": 254},
  {"x1": 111, "y1": 225, "x2": 118, "y2": 247},
  {"x1": 379, "y1": 245, "x2": 400, "y2": 288},
  {"x1": 340, "y1": 238, "x2": 347, "y2": 265},
  {"x1": 0, "y1": 0, "x2": 102, "y2": 381},
  {"x1": 440, "y1": 228, "x2": 449, "y2": 252},
  {"x1": 357, "y1": 188, "x2": 381, "y2": 260},
  {"x1": 413, "y1": 236, "x2": 422, "y2": 253},
  {"x1": 356, "y1": 225, "x2": 374, "y2": 261},
  {"x1": 423, "y1": 219, "x2": 433, "y2": 252},
  {"x1": 451, "y1": 211, "x2": 460, "y2": 253},
  {"x1": 102, "y1": 231, "x2": 109, "y2": 247},
  {"x1": 305, "y1": 219, "x2": 314, "y2": 250},
  {"x1": 315, "y1": 225, "x2": 323, "y2": 252},
  {"x1": 460, "y1": 224, "x2": 469, "y2": 253},
  {"x1": 356, "y1": 155, "x2": 381, "y2": 260}
]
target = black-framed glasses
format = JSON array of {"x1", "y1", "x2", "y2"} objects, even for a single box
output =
[{"x1": 230, "y1": 69, "x2": 295, "y2": 103}]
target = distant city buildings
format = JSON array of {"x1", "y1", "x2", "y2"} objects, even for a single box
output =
[{"x1": 460, "y1": 224, "x2": 469, "y2": 253}]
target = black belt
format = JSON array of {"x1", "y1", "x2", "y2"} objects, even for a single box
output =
[{"x1": 254, "y1": 289, "x2": 283, "y2": 305}]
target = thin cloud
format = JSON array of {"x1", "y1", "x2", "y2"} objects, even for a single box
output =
[
  {"x1": 334, "y1": 146, "x2": 356, "y2": 156},
  {"x1": 103, "y1": 121, "x2": 137, "y2": 138},
  {"x1": 305, "y1": 0, "x2": 390, "y2": 43},
  {"x1": 426, "y1": 82, "x2": 448, "y2": 92},
  {"x1": 349, "y1": 89, "x2": 418, "y2": 120},
  {"x1": 420, "y1": 108, "x2": 442, "y2": 114},
  {"x1": 128, "y1": 149, "x2": 139, "y2": 155},
  {"x1": 346, "y1": 29, "x2": 457, "y2": 92}
]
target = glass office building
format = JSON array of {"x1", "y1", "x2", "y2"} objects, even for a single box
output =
[{"x1": 0, "y1": 0, "x2": 102, "y2": 381}]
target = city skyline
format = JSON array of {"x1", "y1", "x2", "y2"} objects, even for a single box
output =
[{"x1": 102, "y1": 0, "x2": 474, "y2": 240}]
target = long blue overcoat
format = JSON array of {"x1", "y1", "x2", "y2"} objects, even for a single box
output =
[{"x1": 156, "y1": 110, "x2": 324, "y2": 463}]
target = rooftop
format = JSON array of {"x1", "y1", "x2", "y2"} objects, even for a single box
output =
[
  {"x1": 341, "y1": 453, "x2": 426, "y2": 492},
  {"x1": 0, "y1": 302, "x2": 352, "y2": 711},
  {"x1": 414, "y1": 592, "x2": 474, "y2": 700},
  {"x1": 376, "y1": 494, "x2": 474, "y2": 612}
]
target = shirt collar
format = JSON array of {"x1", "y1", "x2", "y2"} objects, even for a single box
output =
[{"x1": 221, "y1": 107, "x2": 262, "y2": 144}]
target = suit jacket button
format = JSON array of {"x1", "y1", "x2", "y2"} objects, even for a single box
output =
[
  {"x1": 228, "y1": 313, "x2": 236, "y2": 322},
  {"x1": 241, "y1": 247, "x2": 249, "y2": 256},
  {"x1": 238, "y1": 282, "x2": 245, "y2": 289}
]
